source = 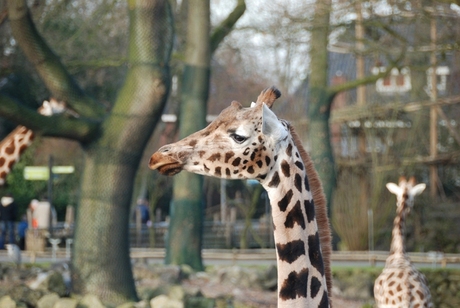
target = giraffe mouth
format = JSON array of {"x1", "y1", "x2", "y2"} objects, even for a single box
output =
[{"x1": 149, "y1": 153, "x2": 184, "y2": 176}]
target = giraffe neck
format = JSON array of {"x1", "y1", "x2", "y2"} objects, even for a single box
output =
[
  {"x1": 390, "y1": 205, "x2": 406, "y2": 256},
  {"x1": 0, "y1": 98, "x2": 70, "y2": 186},
  {"x1": 0, "y1": 126, "x2": 35, "y2": 185},
  {"x1": 260, "y1": 140, "x2": 329, "y2": 308}
]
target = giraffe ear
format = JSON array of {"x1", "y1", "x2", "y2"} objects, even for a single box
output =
[
  {"x1": 262, "y1": 103, "x2": 286, "y2": 140},
  {"x1": 386, "y1": 183, "x2": 401, "y2": 195},
  {"x1": 411, "y1": 183, "x2": 426, "y2": 196}
]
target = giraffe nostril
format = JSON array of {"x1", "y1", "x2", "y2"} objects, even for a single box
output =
[
  {"x1": 149, "y1": 156, "x2": 155, "y2": 166},
  {"x1": 158, "y1": 145, "x2": 171, "y2": 153}
]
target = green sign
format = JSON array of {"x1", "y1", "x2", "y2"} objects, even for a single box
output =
[
  {"x1": 24, "y1": 167, "x2": 49, "y2": 180},
  {"x1": 52, "y1": 166, "x2": 75, "y2": 174},
  {"x1": 24, "y1": 166, "x2": 75, "y2": 180}
]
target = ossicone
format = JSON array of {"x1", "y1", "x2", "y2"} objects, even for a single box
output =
[{"x1": 255, "y1": 86, "x2": 281, "y2": 108}]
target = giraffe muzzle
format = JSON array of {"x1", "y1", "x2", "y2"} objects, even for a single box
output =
[{"x1": 149, "y1": 152, "x2": 184, "y2": 176}]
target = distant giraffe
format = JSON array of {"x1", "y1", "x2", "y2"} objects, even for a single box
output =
[
  {"x1": 0, "y1": 98, "x2": 69, "y2": 185},
  {"x1": 149, "y1": 87, "x2": 332, "y2": 307},
  {"x1": 374, "y1": 176, "x2": 433, "y2": 308}
]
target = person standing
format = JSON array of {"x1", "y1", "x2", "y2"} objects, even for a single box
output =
[
  {"x1": 0, "y1": 193, "x2": 17, "y2": 249},
  {"x1": 17, "y1": 214, "x2": 28, "y2": 250},
  {"x1": 133, "y1": 198, "x2": 150, "y2": 225}
]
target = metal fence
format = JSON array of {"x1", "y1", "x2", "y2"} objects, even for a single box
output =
[
  {"x1": 15, "y1": 220, "x2": 274, "y2": 252},
  {"x1": 129, "y1": 220, "x2": 275, "y2": 249}
]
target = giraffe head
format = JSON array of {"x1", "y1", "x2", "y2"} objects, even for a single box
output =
[
  {"x1": 149, "y1": 87, "x2": 285, "y2": 181},
  {"x1": 386, "y1": 176, "x2": 426, "y2": 213}
]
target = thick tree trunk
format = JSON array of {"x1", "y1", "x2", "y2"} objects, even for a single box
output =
[
  {"x1": 307, "y1": 0, "x2": 335, "y2": 215},
  {"x1": 166, "y1": 0, "x2": 210, "y2": 271},
  {"x1": 72, "y1": 0, "x2": 173, "y2": 304},
  {"x1": 165, "y1": 0, "x2": 246, "y2": 271}
]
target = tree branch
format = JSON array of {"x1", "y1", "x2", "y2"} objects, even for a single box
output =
[
  {"x1": 0, "y1": 93, "x2": 100, "y2": 143},
  {"x1": 6, "y1": 0, "x2": 106, "y2": 119},
  {"x1": 210, "y1": 0, "x2": 246, "y2": 54},
  {"x1": 328, "y1": 70, "x2": 386, "y2": 95},
  {"x1": 328, "y1": 49, "x2": 406, "y2": 96}
]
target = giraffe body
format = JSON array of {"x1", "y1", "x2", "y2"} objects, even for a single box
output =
[
  {"x1": 374, "y1": 177, "x2": 433, "y2": 308},
  {"x1": 0, "y1": 99, "x2": 69, "y2": 185},
  {"x1": 149, "y1": 87, "x2": 332, "y2": 307}
]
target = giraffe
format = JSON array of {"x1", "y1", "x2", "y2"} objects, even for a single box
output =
[
  {"x1": 149, "y1": 87, "x2": 332, "y2": 308},
  {"x1": 0, "y1": 98, "x2": 69, "y2": 185},
  {"x1": 374, "y1": 176, "x2": 433, "y2": 308}
]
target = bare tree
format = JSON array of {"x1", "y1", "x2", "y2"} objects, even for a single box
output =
[
  {"x1": 166, "y1": 0, "x2": 246, "y2": 270},
  {"x1": 0, "y1": 0, "x2": 173, "y2": 304}
]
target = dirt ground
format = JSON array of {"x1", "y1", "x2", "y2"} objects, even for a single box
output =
[{"x1": 180, "y1": 274, "x2": 369, "y2": 308}]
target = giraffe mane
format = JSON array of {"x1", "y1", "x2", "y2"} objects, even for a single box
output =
[{"x1": 288, "y1": 123, "x2": 333, "y2": 303}]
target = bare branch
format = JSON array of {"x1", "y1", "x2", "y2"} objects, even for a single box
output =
[
  {"x1": 328, "y1": 49, "x2": 406, "y2": 96},
  {"x1": 0, "y1": 93, "x2": 100, "y2": 143},
  {"x1": 210, "y1": 0, "x2": 246, "y2": 54},
  {"x1": 6, "y1": 0, "x2": 106, "y2": 119}
]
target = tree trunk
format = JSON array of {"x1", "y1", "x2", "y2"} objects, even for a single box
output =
[
  {"x1": 165, "y1": 0, "x2": 246, "y2": 270},
  {"x1": 239, "y1": 184, "x2": 263, "y2": 249},
  {"x1": 166, "y1": 0, "x2": 210, "y2": 271},
  {"x1": 307, "y1": 0, "x2": 335, "y2": 215},
  {"x1": 72, "y1": 0, "x2": 173, "y2": 304}
]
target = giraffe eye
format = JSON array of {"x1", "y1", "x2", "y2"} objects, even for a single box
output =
[{"x1": 230, "y1": 133, "x2": 247, "y2": 144}]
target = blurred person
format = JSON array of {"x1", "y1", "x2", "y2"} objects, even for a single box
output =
[
  {"x1": 133, "y1": 198, "x2": 150, "y2": 224},
  {"x1": 0, "y1": 193, "x2": 17, "y2": 248},
  {"x1": 29, "y1": 199, "x2": 40, "y2": 228},
  {"x1": 17, "y1": 214, "x2": 28, "y2": 250},
  {"x1": 29, "y1": 198, "x2": 56, "y2": 229}
]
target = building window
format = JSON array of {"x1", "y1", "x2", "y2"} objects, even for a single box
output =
[
  {"x1": 424, "y1": 66, "x2": 450, "y2": 97},
  {"x1": 372, "y1": 67, "x2": 412, "y2": 94}
]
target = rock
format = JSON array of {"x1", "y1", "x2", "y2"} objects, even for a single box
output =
[
  {"x1": 115, "y1": 301, "x2": 138, "y2": 308},
  {"x1": 133, "y1": 265, "x2": 183, "y2": 284},
  {"x1": 150, "y1": 294, "x2": 184, "y2": 308},
  {"x1": 185, "y1": 296, "x2": 215, "y2": 308},
  {"x1": 54, "y1": 298, "x2": 78, "y2": 308},
  {"x1": 214, "y1": 298, "x2": 229, "y2": 308},
  {"x1": 134, "y1": 300, "x2": 149, "y2": 308},
  {"x1": 78, "y1": 294, "x2": 106, "y2": 308},
  {"x1": 233, "y1": 300, "x2": 257, "y2": 308},
  {"x1": 168, "y1": 285, "x2": 185, "y2": 301},
  {"x1": 2, "y1": 265, "x2": 22, "y2": 283},
  {"x1": 262, "y1": 265, "x2": 277, "y2": 291},
  {"x1": 36, "y1": 293, "x2": 60, "y2": 308},
  {"x1": 8, "y1": 284, "x2": 43, "y2": 307},
  {"x1": 46, "y1": 271, "x2": 68, "y2": 296},
  {"x1": 0, "y1": 295, "x2": 16, "y2": 308},
  {"x1": 28, "y1": 272, "x2": 49, "y2": 289},
  {"x1": 0, "y1": 287, "x2": 9, "y2": 299},
  {"x1": 217, "y1": 266, "x2": 262, "y2": 289},
  {"x1": 194, "y1": 271, "x2": 210, "y2": 280},
  {"x1": 139, "y1": 284, "x2": 170, "y2": 302},
  {"x1": 179, "y1": 264, "x2": 194, "y2": 280},
  {"x1": 28, "y1": 270, "x2": 68, "y2": 296},
  {"x1": 159, "y1": 266, "x2": 183, "y2": 283},
  {"x1": 183, "y1": 285, "x2": 202, "y2": 297}
]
